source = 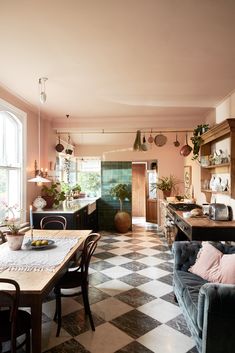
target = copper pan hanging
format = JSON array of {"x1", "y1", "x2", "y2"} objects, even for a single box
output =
[
  {"x1": 154, "y1": 133, "x2": 167, "y2": 147},
  {"x1": 55, "y1": 135, "x2": 64, "y2": 152}
]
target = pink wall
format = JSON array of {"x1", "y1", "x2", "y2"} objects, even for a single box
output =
[
  {"x1": 0, "y1": 86, "x2": 56, "y2": 220},
  {"x1": 77, "y1": 133, "x2": 186, "y2": 197}
]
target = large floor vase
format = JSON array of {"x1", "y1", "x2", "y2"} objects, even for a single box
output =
[
  {"x1": 114, "y1": 211, "x2": 131, "y2": 233},
  {"x1": 6, "y1": 233, "x2": 25, "y2": 250}
]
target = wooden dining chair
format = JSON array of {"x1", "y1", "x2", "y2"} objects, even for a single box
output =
[
  {"x1": 0, "y1": 278, "x2": 31, "y2": 353},
  {"x1": 40, "y1": 215, "x2": 67, "y2": 230},
  {"x1": 53, "y1": 232, "x2": 101, "y2": 337}
]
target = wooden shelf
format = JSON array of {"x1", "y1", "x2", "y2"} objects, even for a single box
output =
[
  {"x1": 201, "y1": 189, "x2": 230, "y2": 195},
  {"x1": 201, "y1": 163, "x2": 230, "y2": 169},
  {"x1": 200, "y1": 119, "x2": 235, "y2": 202}
]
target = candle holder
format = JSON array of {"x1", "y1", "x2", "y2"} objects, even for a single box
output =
[{"x1": 30, "y1": 226, "x2": 34, "y2": 241}]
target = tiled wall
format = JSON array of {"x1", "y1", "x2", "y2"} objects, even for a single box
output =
[{"x1": 98, "y1": 161, "x2": 132, "y2": 230}]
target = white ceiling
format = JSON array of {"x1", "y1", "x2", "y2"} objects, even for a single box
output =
[{"x1": 1, "y1": 0, "x2": 235, "y2": 145}]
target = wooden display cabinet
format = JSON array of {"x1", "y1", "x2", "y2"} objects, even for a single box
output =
[{"x1": 200, "y1": 119, "x2": 235, "y2": 202}]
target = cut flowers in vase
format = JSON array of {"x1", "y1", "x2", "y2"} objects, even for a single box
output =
[{"x1": 0, "y1": 202, "x2": 25, "y2": 234}]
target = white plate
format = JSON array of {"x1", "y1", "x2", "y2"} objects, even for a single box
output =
[{"x1": 26, "y1": 239, "x2": 55, "y2": 250}]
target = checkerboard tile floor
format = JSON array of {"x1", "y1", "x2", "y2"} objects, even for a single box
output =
[{"x1": 41, "y1": 219, "x2": 198, "y2": 353}]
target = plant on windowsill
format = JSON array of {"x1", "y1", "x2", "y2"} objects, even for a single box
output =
[
  {"x1": 0, "y1": 202, "x2": 25, "y2": 250},
  {"x1": 41, "y1": 182, "x2": 66, "y2": 209},
  {"x1": 191, "y1": 124, "x2": 210, "y2": 160},
  {"x1": 110, "y1": 183, "x2": 132, "y2": 233}
]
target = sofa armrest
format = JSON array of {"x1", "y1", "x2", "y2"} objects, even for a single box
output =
[
  {"x1": 173, "y1": 241, "x2": 201, "y2": 272},
  {"x1": 198, "y1": 283, "x2": 235, "y2": 353}
]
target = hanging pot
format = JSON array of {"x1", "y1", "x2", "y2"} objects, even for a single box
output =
[
  {"x1": 148, "y1": 131, "x2": 154, "y2": 144},
  {"x1": 173, "y1": 133, "x2": 180, "y2": 147},
  {"x1": 55, "y1": 136, "x2": 64, "y2": 152},
  {"x1": 154, "y1": 133, "x2": 167, "y2": 147},
  {"x1": 180, "y1": 133, "x2": 192, "y2": 156},
  {"x1": 141, "y1": 135, "x2": 148, "y2": 151}
]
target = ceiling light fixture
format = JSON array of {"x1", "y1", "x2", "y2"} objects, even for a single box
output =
[{"x1": 28, "y1": 77, "x2": 51, "y2": 184}]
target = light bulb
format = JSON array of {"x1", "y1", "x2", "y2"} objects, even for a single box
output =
[{"x1": 40, "y1": 91, "x2": 47, "y2": 104}]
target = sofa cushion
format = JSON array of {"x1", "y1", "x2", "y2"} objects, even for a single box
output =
[
  {"x1": 189, "y1": 242, "x2": 235, "y2": 284},
  {"x1": 174, "y1": 269, "x2": 207, "y2": 297}
]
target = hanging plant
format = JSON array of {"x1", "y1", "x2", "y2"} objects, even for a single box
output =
[{"x1": 191, "y1": 124, "x2": 210, "y2": 160}]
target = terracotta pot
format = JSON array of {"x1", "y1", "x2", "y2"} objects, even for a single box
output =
[
  {"x1": 114, "y1": 211, "x2": 131, "y2": 233},
  {"x1": 163, "y1": 190, "x2": 171, "y2": 199},
  {"x1": 42, "y1": 195, "x2": 55, "y2": 209},
  {"x1": 6, "y1": 233, "x2": 25, "y2": 250}
]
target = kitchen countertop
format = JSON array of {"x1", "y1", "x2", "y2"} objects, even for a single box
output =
[
  {"x1": 169, "y1": 207, "x2": 235, "y2": 241},
  {"x1": 33, "y1": 198, "x2": 99, "y2": 214},
  {"x1": 175, "y1": 210, "x2": 235, "y2": 228}
]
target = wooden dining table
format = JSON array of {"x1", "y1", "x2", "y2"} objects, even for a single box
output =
[{"x1": 0, "y1": 229, "x2": 91, "y2": 353}]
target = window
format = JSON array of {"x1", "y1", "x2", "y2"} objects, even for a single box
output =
[
  {"x1": 76, "y1": 159, "x2": 101, "y2": 197},
  {"x1": 57, "y1": 156, "x2": 101, "y2": 197},
  {"x1": 0, "y1": 110, "x2": 23, "y2": 221}
]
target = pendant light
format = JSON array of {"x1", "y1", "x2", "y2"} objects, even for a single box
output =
[{"x1": 28, "y1": 77, "x2": 51, "y2": 183}]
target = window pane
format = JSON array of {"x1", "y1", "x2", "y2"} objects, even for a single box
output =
[
  {"x1": 0, "y1": 168, "x2": 7, "y2": 201},
  {"x1": 5, "y1": 116, "x2": 19, "y2": 165},
  {"x1": 0, "y1": 111, "x2": 22, "y2": 215},
  {"x1": 9, "y1": 169, "x2": 20, "y2": 206}
]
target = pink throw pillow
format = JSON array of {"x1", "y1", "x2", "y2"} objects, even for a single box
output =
[
  {"x1": 218, "y1": 254, "x2": 235, "y2": 284},
  {"x1": 189, "y1": 242, "x2": 222, "y2": 281},
  {"x1": 189, "y1": 242, "x2": 235, "y2": 284}
]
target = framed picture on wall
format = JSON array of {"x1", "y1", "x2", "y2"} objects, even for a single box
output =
[{"x1": 184, "y1": 165, "x2": 191, "y2": 188}]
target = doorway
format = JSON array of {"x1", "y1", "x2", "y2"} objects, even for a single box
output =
[
  {"x1": 132, "y1": 163, "x2": 146, "y2": 217},
  {"x1": 132, "y1": 161, "x2": 158, "y2": 223}
]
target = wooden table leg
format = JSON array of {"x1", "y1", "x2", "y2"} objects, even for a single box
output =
[{"x1": 30, "y1": 297, "x2": 42, "y2": 353}]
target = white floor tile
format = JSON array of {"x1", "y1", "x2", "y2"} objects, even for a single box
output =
[
  {"x1": 138, "y1": 280, "x2": 172, "y2": 297},
  {"x1": 101, "y1": 265, "x2": 132, "y2": 278},
  {"x1": 137, "y1": 248, "x2": 161, "y2": 256},
  {"x1": 138, "y1": 298, "x2": 181, "y2": 323},
  {"x1": 43, "y1": 297, "x2": 83, "y2": 319},
  {"x1": 137, "y1": 324, "x2": 195, "y2": 353},
  {"x1": 137, "y1": 256, "x2": 165, "y2": 266},
  {"x1": 42, "y1": 320, "x2": 71, "y2": 352},
  {"x1": 105, "y1": 255, "x2": 132, "y2": 265},
  {"x1": 76, "y1": 322, "x2": 133, "y2": 353},
  {"x1": 137, "y1": 267, "x2": 170, "y2": 280},
  {"x1": 96, "y1": 279, "x2": 133, "y2": 296},
  {"x1": 108, "y1": 247, "x2": 132, "y2": 255},
  {"x1": 91, "y1": 297, "x2": 132, "y2": 321}
]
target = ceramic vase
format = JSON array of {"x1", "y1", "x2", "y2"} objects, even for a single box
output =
[
  {"x1": 6, "y1": 233, "x2": 25, "y2": 250},
  {"x1": 114, "y1": 211, "x2": 131, "y2": 233},
  {"x1": 33, "y1": 196, "x2": 47, "y2": 211}
]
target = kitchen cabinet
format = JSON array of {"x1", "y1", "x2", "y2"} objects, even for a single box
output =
[
  {"x1": 32, "y1": 200, "x2": 98, "y2": 231},
  {"x1": 200, "y1": 119, "x2": 235, "y2": 202},
  {"x1": 159, "y1": 200, "x2": 177, "y2": 245}
]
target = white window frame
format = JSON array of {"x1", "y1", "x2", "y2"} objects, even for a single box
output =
[{"x1": 0, "y1": 98, "x2": 27, "y2": 216}]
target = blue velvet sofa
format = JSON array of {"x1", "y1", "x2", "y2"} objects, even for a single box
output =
[{"x1": 173, "y1": 241, "x2": 235, "y2": 353}]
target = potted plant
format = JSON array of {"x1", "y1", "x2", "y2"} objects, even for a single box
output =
[
  {"x1": 0, "y1": 202, "x2": 25, "y2": 250},
  {"x1": 110, "y1": 183, "x2": 132, "y2": 233},
  {"x1": 41, "y1": 182, "x2": 66, "y2": 208},
  {"x1": 72, "y1": 184, "x2": 82, "y2": 198},
  {"x1": 191, "y1": 124, "x2": 210, "y2": 160},
  {"x1": 156, "y1": 175, "x2": 180, "y2": 199}
]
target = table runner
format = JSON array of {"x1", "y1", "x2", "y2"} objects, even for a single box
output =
[{"x1": 0, "y1": 236, "x2": 79, "y2": 272}]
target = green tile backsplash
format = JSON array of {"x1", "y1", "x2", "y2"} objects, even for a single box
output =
[{"x1": 99, "y1": 161, "x2": 132, "y2": 230}]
